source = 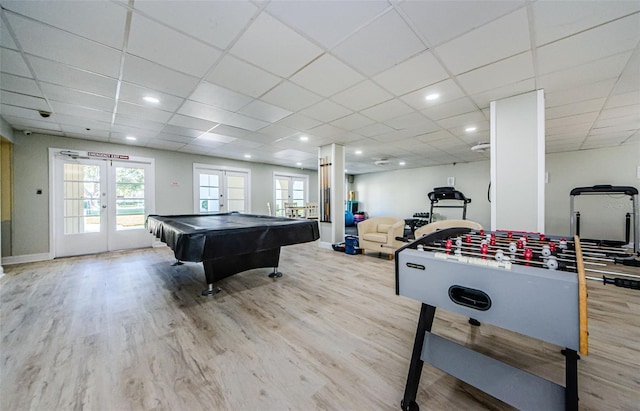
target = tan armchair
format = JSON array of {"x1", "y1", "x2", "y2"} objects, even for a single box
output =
[
  {"x1": 357, "y1": 216, "x2": 405, "y2": 259},
  {"x1": 414, "y1": 219, "x2": 483, "y2": 238}
]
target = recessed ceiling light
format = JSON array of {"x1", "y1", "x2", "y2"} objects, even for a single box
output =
[
  {"x1": 399, "y1": 161, "x2": 406, "y2": 166},
  {"x1": 296, "y1": 162, "x2": 302, "y2": 166},
  {"x1": 465, "y1": 126, "x2": 477, "y2": 132},
  {"x1": 244, "y1": 154, "x2": 251, "y2": 158},
  {"x1": 425, "y1": 93, "x2": 440, "y2": 101},
  {"x1": 355, "y1": 150, "x2": 362, "y2": 155},
  {"x1": 126, "y1": 136, "x2": 136, "y2": 141},
  {"x1": 143, "y1": 96, "x2": 159, "y2": 104},
  {"x1": 299, "y1": 135, "x2": 309, "y2": 141}
]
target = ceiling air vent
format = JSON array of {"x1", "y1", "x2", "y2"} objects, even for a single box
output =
[
  {"x1": 470, "y1": 142, "x2": 490, "y2": 152},
  {"x1": 374, "y1": 158, "x2": 390, "y2": 166}
]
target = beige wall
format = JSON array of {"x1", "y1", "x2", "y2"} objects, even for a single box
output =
[
  {"x1": 9, "y1": 133, "x2": 318, "y2": 257},
  {"x1": 354, "y1": 143, "x2": 640, "y2": 238}
]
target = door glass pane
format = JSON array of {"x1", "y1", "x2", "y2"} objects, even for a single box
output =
[
  {"x1": 199, "y1": 173, "x2": 220, "y2": 213},
  {"x1": 115, "y1": 167, "x2": 145, "y2": 231},
  {"x1": 63, "y1": 164, "x2": 101, "y2": 234},
  {"x1": 226, "y1": 174, "x2": 245, "y2": 212},
  {"x1": 275, "y1": 178, "x2": 289, "y2": 216}
]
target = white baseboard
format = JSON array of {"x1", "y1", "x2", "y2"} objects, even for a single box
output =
[
  {"x1": 318, "y1": 241, "x2": 333, "y2": 250},
  {"x1": 2, "y1": 252, "x2": 52, "y2": 265}
]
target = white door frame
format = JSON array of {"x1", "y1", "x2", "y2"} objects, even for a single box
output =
[
  {"x1": 49, "y1": 147, "x2": 156, "y2": 257},
  {"x1": 273, "y1": 172, "x2": 309, "y2": 217},
  {"x1": 193, "y1": 163, "x2": 251, "y2": 214}
]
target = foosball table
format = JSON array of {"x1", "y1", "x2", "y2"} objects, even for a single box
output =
[{"x1": 395, "y1": 227, "x2": 639, "y2": 411}]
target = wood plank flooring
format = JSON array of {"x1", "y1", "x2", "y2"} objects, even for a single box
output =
[{"x1": 1, "y1": 243, "x2": 639, "y2": 410}]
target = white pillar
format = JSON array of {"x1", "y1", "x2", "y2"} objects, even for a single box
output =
[
  {"x1": 490, "y1": 90, "x2": 545, "y2": 233},
  {"x1": 318, "y1": 143, "x2": 345, "y2": 248}
]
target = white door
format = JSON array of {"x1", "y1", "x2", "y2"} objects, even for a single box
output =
[
  {"x1": 274, "y1": 174, "x2": 308, "y2": 217},
  {"x1": 194, "y1": 164, "x2": 250, "y2": 213},
  {"x1": 53, "y1": 151, "x2": 154, "y2": 257}
]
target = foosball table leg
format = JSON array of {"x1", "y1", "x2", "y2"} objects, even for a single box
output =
[
  {"x1": 401, "y1": 303, "x2": 437, "y2": 411},
  {"x1": 562, "y1": 348, "x2": 580, "y2": 411}
]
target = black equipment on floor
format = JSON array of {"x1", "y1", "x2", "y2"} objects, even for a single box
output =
[
  {"x1": 427, "y1": 187, "x2": 471, "y2": 223},
  {"x1": 569, "y1": 185, "x2": 638, "y2": 254}
]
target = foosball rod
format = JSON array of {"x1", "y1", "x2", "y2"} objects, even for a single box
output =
[
  {"x1": 568, "y1": 266, "x2": 640, "y2": 281},
  {"x1": 586, "y1": 275, "x2": 640, "y2": 290},
  {"x1": 430, "y1": 242, "x2": 607, "y2": 267},
  {"x1": 423, "y1": 245, "x2": 556, "y2": 268}
]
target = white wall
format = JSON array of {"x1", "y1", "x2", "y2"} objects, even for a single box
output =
[
  {"x1": 10, "y1": 133, "x2": 317, "y2": 257},
  {"x1": 354, "y1": 143, "x2": 640, "y2": 238}
]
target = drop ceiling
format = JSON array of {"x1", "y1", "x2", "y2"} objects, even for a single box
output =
[{"x1": 0, "y1": 0, "x2": 638, "y2": 174}]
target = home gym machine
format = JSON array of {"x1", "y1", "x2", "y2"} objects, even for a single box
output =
[
  {"x1": 570, "y1": 185, "x2": 638, "y2": 255},
  {"x1": 428, "y1": 186, "x2": 472, "y2": 223}
]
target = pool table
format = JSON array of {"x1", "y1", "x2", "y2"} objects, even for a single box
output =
[{"x1": 147, "y1": 212, "x2": 320, "y2": 295}]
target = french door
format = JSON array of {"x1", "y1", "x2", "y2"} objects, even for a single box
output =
[
  {"x1": 274, "y1": 173, "x2": 308, "y2": 217},
  {"x1": 52, "y1": 150, "x2": 155, "y2": 257},
  {"x1": 193, "y1": 163, "x2": 250, "y2": 213}
]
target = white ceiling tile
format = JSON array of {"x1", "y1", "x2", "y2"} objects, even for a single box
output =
[
  {"x1": 613, "y1": 48, "x2": 640, "y2": 94},
  {"x1": 157, "y1": 130, "x2": 200, "y2": 142},
  {"x1": 400, "y1": 0, "x2": 525, "y2": 46},
  {"x1": 384, "y1": 112, "x2": 438, "y2": 131},
  {"x1": 6, "y1": 14, "x2": 121, "y2": 77},
  {"x1": 605, "y1": 92, "x2": 640, "y2": 109},
  {"x1": 308, "y1": 123, "x2": 345, "y2": 139},
  {"x1": 0, "y1": 18, "x2": 18, "y2": 49},
  {"x1": 40, "y1": 83, "x2": 115, "y2": 112},
  {"x1": 421, "y1": 97, "x2": 478, "y2": 121},
  {"x1": 168, "y1": 113, "x2": 217, "y2": 132},
  {"x1": 434, "y1": 8, "x2": 530, "y2": 75},
  {"x1": 48, "y1": 101, "x2": 112, "y2": 123},
  {"x1": 545, "y1": 78, "x2": 618, "y2": 107},
  {"x1": 0, "y1": 110, "x2": 59, "y2": 128},
  {"x1": 532, "y1": 1, "x2": 640, "y2": 46},
  {"x1": 205, "y1": 54, "x2": 281, "y2": 98},
  {"x1": 60, "y1": 125, "x2": 110, "y2": 140},
  {"x1": 290, "y1": 54, "x2": 365, "y2": 97},
  {"x1": 353, "y1": 122, "x2": 395, "y2": 137},
  {"x1": 597, "y1": 104, "x2": 640, "y2": 121},
  {"x1": 416, "y1": 129, "x2": 458, "y2": 143},
  {"x1": 331, "y1": 80, "x2": 393, "y2": 111},
  {"x1": 537, "y1": 14, "x2": 640, "y2": 75},
  {"x1": 373, "y1": 51, "x2": 449, "y2": 96},
  {"x1": 128, "y1": 13, "x2": 222, "y2": 78},
  {"x1": 122, "y1": 55, "x2": 199, "y2": 97},
  {"x1": 118, "y1": 82, "x2": 184, "y2": 112},
  {"x1": 2, "y1": 0, "x2": 127, "y2": 48},
  {"x1": 212, "y1": 125, "x2": 252, "y2": 138},
  {"x1": 401, "y1": 79, "x2": 466, "y2": 110},
  {"x1": 0, "y1": 90, "x2": 49, "y2": 111},
  {"x1": 361, "y1": 99, "x2": 414, "y2": 122},
  {"x1": 223, "y1": 113, "x2": 269, "y2": 131},
  {"x1": 28, "y1": 56, "x2": 117, "y2": 97},
  {"x1": 1, "y1": 48, "x2": 32, "y2": 77},
  {"x1": 117, "y1": 101, "x2": 173, "y2": 123},
  {"x1": 260, "y1": 81, "x2": 323, "y2": 112},
  {"x1": 146, "y1": 139, "x2": 186, "y2": 151},
  {"x1": 546, "y1": 112, "x2": 599, "y2": 129},
  {"x1": 238, "y1": 100, "x2": 292, "y2": 123},
  {"x1": 197, "y1": 132, "x2": 237, "y2": 144},
  {"x1": 330, "y1": 113, "x2": 375, "y2": 131},
  {"x1": 229, "y1": 13, "x2": 322, "y2": 77},
  {"x1": 111, "y1": 119, "x2": 163, "y2": 137},
  {"x1": 0, "y1": 73, "x2": 41, "y2": 96},
  {"x1": 266, "y1": 1, "x2": 390, "y2": 49},
  {"x1": 55, "y1": 114, "x2": 110, "y2": 131},
  {"x1": 538, "y1": 52, "x2": 632, "y2": 92},
  {"x1": 332, "y1": 10, "x2": 426, "y2": 76},
  {"x1": 546, "y1": 98, "x2": 606, "y2": 120},
  {"x1": 436, "y1": 111, "x2": 487, "y2": 131},
  {"x1": 300, "y1": 99, "x2": 352, "y2": 123},
  {"x1": 189, "y1": 82, "x2": 252, "y2": 112},
  {"x1": 456, "y1": 52, "x2": 534, "y2": 95},
  {"x1": 134, "y1": 1, "x2": 257, "y2": 50},
  {"x1": 178, "y1": 100, "x2": 233, "y2": 124},
  {"x1": 275, "y1": 113, "x2": 322, "y2": 131}
]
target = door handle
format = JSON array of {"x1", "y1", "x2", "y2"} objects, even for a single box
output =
[{"x1": 102, "y1": 205, "x2": 107, "y2": 208}]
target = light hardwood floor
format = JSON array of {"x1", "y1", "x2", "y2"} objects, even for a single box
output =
[{"x1": 1, "y1": 243, "x2": 639, "y2": 410}]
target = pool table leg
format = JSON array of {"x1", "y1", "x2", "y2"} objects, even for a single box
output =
[
  {"x1": 201, "y1": 283, "x2": 221, "y2": 296},
  {"x1": 268, "y1": 267, "x2": 283, "y2": 278}
]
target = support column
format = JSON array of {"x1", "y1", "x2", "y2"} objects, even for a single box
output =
[
  {"x1": 490, "y1": 90, "x2": 545, "y2": 233},
  {"x1": 318, "y1": 144, "x2": 345, "y2": 248}
]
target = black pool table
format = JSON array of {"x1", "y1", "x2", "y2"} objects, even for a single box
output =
[{"x1": 146, "y1": 212, "x2": 320, "y2": 295}]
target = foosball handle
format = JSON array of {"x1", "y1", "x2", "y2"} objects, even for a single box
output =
[
  {"x1": 614, "y1": 257, "x2": 640, "y2": 267},
  {"x1": 602, "y1": 276, "x2": 640, "y2": 290}
]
